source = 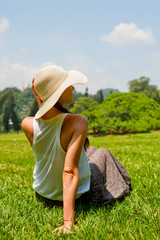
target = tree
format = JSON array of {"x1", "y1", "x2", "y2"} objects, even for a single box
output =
[
  {"x1": 101, "y1": 88, "x2": 120, "y2": 98},
  {"x1": 0, "y1": 89, "x2": 10, "y2": 112},
  {"x1": 0, "y1": 89, "x2": 21, "y2": 132},
  {"x1": 128, "y1": 76, "x2": 160, "y2": 103},
  {"x1": 84, "y1": 87, "x2": 89, "y2": 97},
  {"x1": 109, "y1": 90, "x2": 113, "y2": 95},
  {"x1": 73, "y1": 90, "x2": 83, "y2": 100},
  {"x1": 29, "y1": 99, "x2": 39, "y2": 116},
  {"x1": 11, "y1": 110, "x2": 21, "y2": 132},
  {"x1": 93, "y1": 90, "x2": 104, "y2": 104},
  {"x1": 2, "y1": 89, "x2": 14, "y2": 132},
  {"x1": 70, "y1": 97, "x2": 98, "y2": 114}
]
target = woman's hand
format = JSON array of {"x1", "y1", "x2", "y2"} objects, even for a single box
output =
[
  {"x1": 32, "y1": 78, "x2": 42, "y2": 108},
  {"x1": 53, "y1": 221, "x2": 79, "y2": 234}
]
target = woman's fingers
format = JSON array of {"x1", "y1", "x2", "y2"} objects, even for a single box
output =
[
  {"x1": 31, "y1": 78, "x2": 42, "y2": 108},
  {"x1": 53, "y1": 224, "x2": 79, "y2": 234},
  {"x1": 53, "y1": 225, "x2": 71, "y2": 234},
  {"x1": 31, "y1": 78, "x2": 36, "y2": 95}
]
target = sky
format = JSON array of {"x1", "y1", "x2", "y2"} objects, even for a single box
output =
[{"x1": 0, "y1": 0, "x2": 160, "y2": 94}]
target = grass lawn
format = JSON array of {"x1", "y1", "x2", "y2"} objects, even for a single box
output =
[{"x1": 0, "y1": 131, "x2": 159, "y2": 239}]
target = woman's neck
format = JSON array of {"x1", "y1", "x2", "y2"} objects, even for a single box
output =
[{"x1": 41, "y1": 106, "x2": 63, "y2": 120}]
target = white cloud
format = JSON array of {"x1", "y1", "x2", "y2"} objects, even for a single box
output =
[
  {"x1": 0, "y1": 17, "x2": 9, "y2": 33},
  {"x1": 100, "y1": 23, "x2": 156, "y2": 46},
  {"x1": 0, "y1": 58, "x2": 54, "y2": 90}
]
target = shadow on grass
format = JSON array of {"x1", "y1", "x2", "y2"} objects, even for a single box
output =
[{"x1": 35, "y1": 190, "x2": 132, "y2": 225}]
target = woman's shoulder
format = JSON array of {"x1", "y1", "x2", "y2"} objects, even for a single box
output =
[
  {"x1": 21, "y1": 117, "x2": 34, "y2": 145},
  {"x1": 21, "y1": 117, "x2": 34, "y2": 130},
  {"x1": 65, "y1": 114, "x2": 88, "y2": 132},
  {"x1": 60, "y1": 114, "x2": 88, "y2": 152}
]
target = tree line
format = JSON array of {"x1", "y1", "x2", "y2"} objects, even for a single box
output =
[
  {"x1": 0, "y1": 76, "x2": 159, "y2": 133},
  {"x1": 70, "y1": 77, "x2": 160, "y2": 134}
]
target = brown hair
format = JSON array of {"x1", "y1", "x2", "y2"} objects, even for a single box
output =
[{"x1": 54, "y1": 102, "x2": 89, "y2": 150}]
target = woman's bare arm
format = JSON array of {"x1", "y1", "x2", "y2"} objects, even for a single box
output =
[{"x1": 54, "y1": 115, "x2": 88, "y2": 233}]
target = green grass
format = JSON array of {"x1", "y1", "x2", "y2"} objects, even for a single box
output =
[{"x1": 0, "y1": 131, "x2": 160, "y2": 239}]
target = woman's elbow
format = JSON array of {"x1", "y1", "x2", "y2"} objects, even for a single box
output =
[
  {"x1": 63, "y1": 167, "x2": 79, "y2": 177},
  {"x1": 63, "y1": 168, "x2": 79, "y2": 184}
]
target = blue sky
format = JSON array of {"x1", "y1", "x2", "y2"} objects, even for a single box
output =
[{"x1": 0, "y1": 0, "x2": 160, "y2": 94}]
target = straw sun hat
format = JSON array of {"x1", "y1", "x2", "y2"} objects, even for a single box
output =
[{"x1": 34, "y1": 65, "x2": 88, "y2": 119}]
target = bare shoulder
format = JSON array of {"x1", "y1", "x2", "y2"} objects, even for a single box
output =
[
  {"x1": 65, "y1": 114, "x2": 88, "y2": 132},
  {"x1": 21, "y1": 117, "x2": 34, "y2": 145},
  {"x1": 60, "y1": 114, "x2": 88, "y2": 152},
  {"x1": 21, "y1": 117, "x2": 34, "y2": 131}
]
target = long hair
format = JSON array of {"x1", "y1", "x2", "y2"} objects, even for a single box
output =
[{"x1": 54, "y1": 102, "x2": 89, "y2": 150}]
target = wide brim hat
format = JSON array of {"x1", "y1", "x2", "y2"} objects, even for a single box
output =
[{"x1": 34, "y1": 65, "x2": 88, "y2": 119}]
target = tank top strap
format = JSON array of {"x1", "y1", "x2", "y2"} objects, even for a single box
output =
[{"x1": 54, "y1": 113, "x2": 69, "y2": 152}]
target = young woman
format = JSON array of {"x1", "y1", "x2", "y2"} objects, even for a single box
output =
[{"x1": 22, "y1": 65, "x2": 131, "y2": 234}]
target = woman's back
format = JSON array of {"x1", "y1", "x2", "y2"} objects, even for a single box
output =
[{"x1": 25, "y1": 113, "x2": 91, "y2": 200}]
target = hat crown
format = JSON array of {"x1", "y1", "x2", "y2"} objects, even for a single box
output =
[{"x1": 34, "y1": 65, "x2": 68, "y2": 101}]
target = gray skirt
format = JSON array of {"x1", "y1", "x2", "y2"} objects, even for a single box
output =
[{"x1": 81, "y1": 146, "x2": 132, "y2": 205}]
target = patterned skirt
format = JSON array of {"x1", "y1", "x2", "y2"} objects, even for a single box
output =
[{"x1": 80, "y1": 146, "x2": 132, "y2": 205}]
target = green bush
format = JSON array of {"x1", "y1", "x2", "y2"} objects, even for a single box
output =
[{"x1": 82, "y1": 92, "x2": 160, "y2": 134}]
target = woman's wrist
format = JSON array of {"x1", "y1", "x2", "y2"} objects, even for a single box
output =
[{"x1": 64, "y1": 219, "x2": 74, "y2": 225}]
